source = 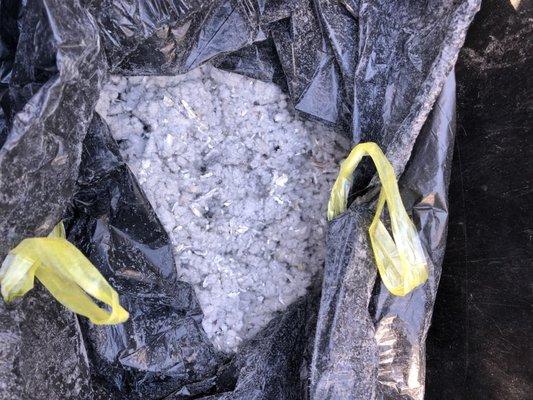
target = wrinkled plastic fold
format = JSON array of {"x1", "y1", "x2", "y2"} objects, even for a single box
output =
[{"x1": 0, "y1": 222, "x2": 129, "y2": 325}]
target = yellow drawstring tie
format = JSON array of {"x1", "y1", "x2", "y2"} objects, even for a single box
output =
[
  {"x1": 328, "y1": 142, "x2": 428, "y2": 296},
  {"x1": 0, "y1": 222, "x2": 129, "y2": 324}
]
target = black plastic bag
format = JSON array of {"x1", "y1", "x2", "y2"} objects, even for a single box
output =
[{"x1": 0, "y1": 0, "x2": 485, "y2": 399}]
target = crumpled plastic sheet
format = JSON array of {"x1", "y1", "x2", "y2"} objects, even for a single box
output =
[
  {"x1": 0, "y1": 0, "x2": 106, "y2": 259},
  {"x1": 0, "y1": 0, "x2": 481, "y2": 399}
]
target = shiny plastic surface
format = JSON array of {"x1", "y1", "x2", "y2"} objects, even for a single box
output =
[{"x1": 0, "y1": 0, "x2": 106, "y2": 259}]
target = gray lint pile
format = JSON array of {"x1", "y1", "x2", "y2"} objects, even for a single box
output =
[{"x1": 96, "y1": 65, "x2": 350, "y2": 352}]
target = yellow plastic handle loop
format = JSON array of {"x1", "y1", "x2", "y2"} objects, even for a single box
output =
[
  {"x1": 327, "y1": 142, "x2": 428, "y2": 296},
  {"x1": 0, "y1": 222, "x2": 129, "y2": 324}
]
